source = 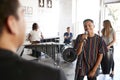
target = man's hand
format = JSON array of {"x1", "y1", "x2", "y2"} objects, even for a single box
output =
[{"x1": 88, "y1": 70, "x2": 96, "y2": 78}]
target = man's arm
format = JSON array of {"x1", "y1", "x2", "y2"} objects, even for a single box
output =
[
  {"x1": 64, "y1": 33, "x2": 68, "y2": 39},
  {"x1": 76, "y1": 34, "x2": 87, "y2": 55},
  {"x1": 76, "y1": 40, "x2": 84, "y2": 55},
  {"x1": 88, "y1": 53, "x2": 103, "y2": 77}
]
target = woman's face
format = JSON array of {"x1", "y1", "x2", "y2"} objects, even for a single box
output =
[{"x1": 103, "y1": 22, "x2": 111, "y2": 29}]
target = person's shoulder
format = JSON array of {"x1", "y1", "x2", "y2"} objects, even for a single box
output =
[
  {"x1": 16, "y1": 58, "x2": 66, "y2": 79},
  {"x1": 77, "y1": 34, "x2": 82, "y2": 36},
  {"x1": 0, "y1": 51, "x2": 67, "y2": 80},
  {"x1": 20, "y1": 58, "x2": 66, "y2": 77},
  {"x1": 95, "y1": 34, "x2": 105, "y2": 44},
  {"x1": 29, "y1": 30, "x2": 34, "y2": 34},
  {"x1": 64, "y1": 32, "x2": 67, "y2": 34},
  {"x1": 20, "y1": 58, "x2": 53, "y2": 70},
  {"x1": 94, "y1": 34, "x2": 103, "y2": 40},
  {"x1": 95, "y1": 34, "x2": 100, "y2": 37},
  {"x1": 64, "y1": 32, "x2": 68, "y2": 35},
  {"x1": 37, "y1": 30, "x2": 41, "y2": 33}
]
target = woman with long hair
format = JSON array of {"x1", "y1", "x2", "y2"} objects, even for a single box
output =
[{"x1": 101, "y1": 20, "x2": 116, "y2": 78}]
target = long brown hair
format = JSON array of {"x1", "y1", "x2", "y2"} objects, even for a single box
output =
[{"x1": 102, "y1": 20, "x2": 113, "y2": 37}]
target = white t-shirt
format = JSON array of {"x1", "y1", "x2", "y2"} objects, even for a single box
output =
[
  {"x1": 102, "y1": 28, "x2": 115, "y2": 45},
  {"x1": 29, "y1": 30, "x2": 42, "y2": 41}
]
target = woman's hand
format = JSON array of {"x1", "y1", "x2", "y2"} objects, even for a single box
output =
[{"x1": 107, "y1": 45, "x2": 110, "y2": 49}]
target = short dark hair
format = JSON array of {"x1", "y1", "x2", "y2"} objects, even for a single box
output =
[
  {"x1": 67, "y1": 27, "x2": 70, "y2": 29},
  {"x1": 0, "y1": 0, "x2": 20, "y2": 34},
  {"x1": 83, "y1": 19, "x2": 94, "y2": 24},
  {"x1": 32, "y1": 23, "x2": 38, "y2": 30}
]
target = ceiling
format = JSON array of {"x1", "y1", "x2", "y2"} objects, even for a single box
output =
[{"x1": 104, "y1": 0, "x2": 120, "y2": 4}]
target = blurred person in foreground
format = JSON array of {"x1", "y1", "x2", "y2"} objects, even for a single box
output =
[{"x1": 0, "y1": 0, "x2": 67, "y2": 80}]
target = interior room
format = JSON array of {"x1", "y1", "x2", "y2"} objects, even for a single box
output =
[{"x1": 13, "y1": 0, "x2": 120, "y2": 80}]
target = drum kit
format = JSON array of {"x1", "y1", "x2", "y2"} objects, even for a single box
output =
[
  {"x1": 61, "y1": 40, "x2": 77, "y2": 63},
  {"x1": 61, "y1": 44, "x2": 77, "y2": 62}
]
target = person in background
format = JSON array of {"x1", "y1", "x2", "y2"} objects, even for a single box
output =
[
  {"x1": 28, "y1": 23, "x2": 43, "y2": 44},
  {"x1": 28, "y1": 23, "x2": 44, "y2": 58},
  {"x1": 74, "y1": 19, "x2": 107, "y2": 80},
  {"x1": 101, "y1": 20, "x2": 116, "y2": 78},
  {"x1": 0, "y1": 0, "x2": 67, "y2": 80},
  {"x1": 64, "y1": 27, "x2": 73, "y2": 45}
]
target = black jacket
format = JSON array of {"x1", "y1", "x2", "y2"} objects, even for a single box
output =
[{"x1": 0, "y1": 48, "x2": 67, "y2": 80}]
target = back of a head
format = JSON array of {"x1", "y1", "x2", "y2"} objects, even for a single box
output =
[{"x1": 0, "y1": 0, "x2": 19, "y2": 35}]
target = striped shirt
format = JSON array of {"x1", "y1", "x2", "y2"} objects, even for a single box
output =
[{"x1": 74, "y1": 34, "x2": 107, "y2": 76}]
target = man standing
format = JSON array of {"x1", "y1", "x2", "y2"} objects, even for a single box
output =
[
  {"x1": 74, "y1": 19, "x2": 107, "y2": 80},
  {"x1": 0, "y1": 0, "x2": 67, "y2": 80}
]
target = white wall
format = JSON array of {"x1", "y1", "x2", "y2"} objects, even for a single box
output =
[
  {"x1": 37, "y1": 0, "x2": 59, "y2": 38},
  {"x1": 20, "y1": 0, "x2": 39, "y2": 34},
  {"x1": 20, "y1": 0, "x2": 72, "y2": 41},
  {"x1": 20, "y1": 0, "x2": 60, "y2": 38},
  {"x1": 20, "y1": 0, "x2": 100, "y2": 42},
  {"x1": 72, "y1": 0, "x2": 100, "y2": 38},
  {"x1": 58, "y1": 0, "x2": 72, "y2": 43}
]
